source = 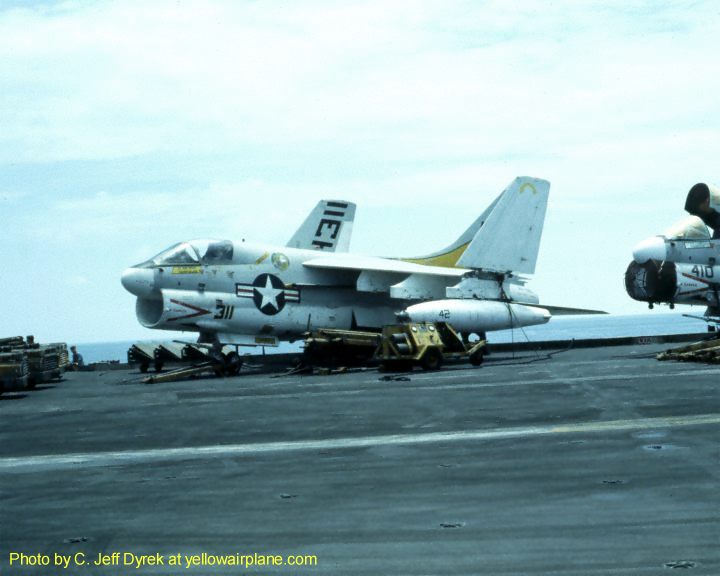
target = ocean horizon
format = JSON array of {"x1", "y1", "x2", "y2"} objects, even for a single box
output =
[{"x1": 71, "y1": 312, "x2": 712, "y2": 364}]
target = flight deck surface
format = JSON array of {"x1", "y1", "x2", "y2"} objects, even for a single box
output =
[{"x1": 1, "y1": 344, "x2": 718, "y2": 575}]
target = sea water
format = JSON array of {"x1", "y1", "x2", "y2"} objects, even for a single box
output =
[
  {"x1": 489, "y1": 312, "x2": 710, "y2": 344},
  {"x1": 74, "y1": 313, "x2": 711, "y2": 364}
]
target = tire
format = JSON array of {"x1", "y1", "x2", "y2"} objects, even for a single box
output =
[
  {"x1": 469, "y1": 351, "x2": 484, "y2": 366},
  {"x1": 421, "y1": 348, "x2": 443, "y2": 371},
  {"x1": 224, "y1": 352, "x2": 243, "y2": 376}
]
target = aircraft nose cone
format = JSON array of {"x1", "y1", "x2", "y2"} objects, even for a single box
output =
[
  {"x1": 632, "y1": 236, "x2": 666, "y2": 264},
  {"x1": 121, "y1": 267, "x2": 155, "y2": 297}
]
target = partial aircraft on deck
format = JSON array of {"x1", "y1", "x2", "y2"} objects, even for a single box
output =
[{"x1": 626, "y1": 182, "x2": 720, "y2": 319}]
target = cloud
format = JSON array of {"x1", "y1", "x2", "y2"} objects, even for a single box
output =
[
  {"x1": 1, "y1": 0, "x2": 718, "y2": 167},
  {"x1": 65, "y1": 274, "x2": 90, "y2": 286},
  {"x1": 2, "y1": 0, "x2": 720, "y2": 343},
  {"x1": 0, "y1": 190, "x2": 27, "y2": 203}
]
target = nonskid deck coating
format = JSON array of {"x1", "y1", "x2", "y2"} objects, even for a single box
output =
[{"x1": 1, "y1": 343, "x2": 718, "y2": 575}]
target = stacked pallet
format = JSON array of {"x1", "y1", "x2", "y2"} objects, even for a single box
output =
[
  {"x1": 0, "y1": 336, "x2": 69, "y2": 393},
  {"x1": 25, "y1": 347, "x2": 60, "y2": 388},
  {"x1": 657, "y1": 338, "x2": 720, "y2": 363},
  {"x1": 0, "y1": 350, "x2": 29, "y2": 392},
  {"x1": 0, "y1": 336, "x2": 24, "y2": 348},
  {"x1": 46, "y1": 343, "x2": 70, "y2": 371}
]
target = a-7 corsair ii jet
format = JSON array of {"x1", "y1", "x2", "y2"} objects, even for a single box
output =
[{"x1": 122, "y1": 177, "x2": 592, "y2": 365}]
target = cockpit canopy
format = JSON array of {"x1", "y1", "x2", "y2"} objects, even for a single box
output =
[
  {"x1": 663, "y1": 216, "x2": 711, "y2": 240},
  {"x1": 143, "y1": 239, "x2": 235, "y2": 266}
]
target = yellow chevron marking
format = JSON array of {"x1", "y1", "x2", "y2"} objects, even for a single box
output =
[{"x1": 402, "y1": 242, "x2": 470, "y2": 268}]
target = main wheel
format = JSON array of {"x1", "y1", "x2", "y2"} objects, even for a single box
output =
[
  {"x1": 469, "y1": 350, "x2": 484, "y2": 366},
  {"x1": 421, "y1": 348, "x2": 443, "y2": 371},
  {"x1": 223, "y1": 351, "x2": 243, "y2": 376}
]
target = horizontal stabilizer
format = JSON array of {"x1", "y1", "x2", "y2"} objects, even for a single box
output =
[
  {"x1": 457, "y1": 177, "x2": 549, "y2": 274},
  {"x1": 287, "y1": 200, "x2": 356, "y2": 252}
]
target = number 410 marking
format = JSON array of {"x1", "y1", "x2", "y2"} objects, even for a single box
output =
[{"x1": 691, "y1": 265, "x2": 714, "y2": 279}]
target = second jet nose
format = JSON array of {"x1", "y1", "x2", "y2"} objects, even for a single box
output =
[
  {"x1": 121, "y1": 267, "x2": 155, "y2": 297},
  {"x1": 632, "y1": 236, "x2": 667, "y2": 264}
]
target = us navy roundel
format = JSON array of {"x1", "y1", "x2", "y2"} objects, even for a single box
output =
[
  {"x1": 252, "y1": 274, "x2": 286, "y2": 315},
  {"x1": 235, "y1": 274, "x2": 300, "y2": 316}
]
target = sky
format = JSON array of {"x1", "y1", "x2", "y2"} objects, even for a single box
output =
[{"x1": 2, "y1": 0, "x2": 720, "y2": 344}]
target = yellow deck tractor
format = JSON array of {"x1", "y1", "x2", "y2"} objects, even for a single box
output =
[{"x1": 378, "y1": 322, "x2": 486, "y2": 371}]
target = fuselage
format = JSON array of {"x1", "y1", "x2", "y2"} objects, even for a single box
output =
[
  {"x1": 627, "y1": 214, "x2": 720, "y2": 310},
  {"x1": 122, "y1": 238, "x2": 549, "y2": 346},
  {"x1": 625, "y1": 260, "x2": 720, "y2": 308}
]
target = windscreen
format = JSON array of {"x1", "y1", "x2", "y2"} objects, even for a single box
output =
[
  {"x1": 663, "y1": 216, "x2": 710, "y2": 240},
  {"x1": 151, "y1": 242, "x2": 200, "y2": 265}
]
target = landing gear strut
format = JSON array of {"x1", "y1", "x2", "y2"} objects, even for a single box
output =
[{"x1": 223, "y1": 351, "x2": 243, "y2": 376}]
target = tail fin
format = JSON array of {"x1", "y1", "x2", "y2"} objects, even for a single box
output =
[
  {"x1": 286, "y1": 200, "x2": 356, "y2": 252},
  {"x1": 456, "y1": 176, "x2": 549, "y2": 273},
  {"x1": 403, "y1": 195, "x2": 502, "y2": 267}
]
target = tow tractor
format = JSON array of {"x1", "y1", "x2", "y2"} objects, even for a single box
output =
[
  {"x1": 303, "y1": 322, "x2": 486, "y2": 371},
  {"x1": 378, "y1": 322, "x2": 486, "y2": 371}
]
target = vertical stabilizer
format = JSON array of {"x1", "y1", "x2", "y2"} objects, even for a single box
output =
[
  {"x1": 456, "y1": 177, "x2": 549, "y2": 273},
  {"x1": 286, "y1": 200, "x2": 356, "y2": 252}
]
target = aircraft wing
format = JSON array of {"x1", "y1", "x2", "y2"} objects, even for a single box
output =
[
  {"x1": 539, "y1": 305, "x2": 607, "y2": 315},
  {"x1": 286, "y1": 200, "x2": 356, "y2": 252},
  {"x1": 303, "y1": 255, "x2": 467, "y2": 277},
  {"x1": 304, "y1": 255, "x2": 466, "y2": 300}
]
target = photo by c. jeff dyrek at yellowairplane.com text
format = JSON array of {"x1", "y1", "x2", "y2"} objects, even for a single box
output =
[{"x1": 8, "y1": 551, "x2": 319, "y2": 569}]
